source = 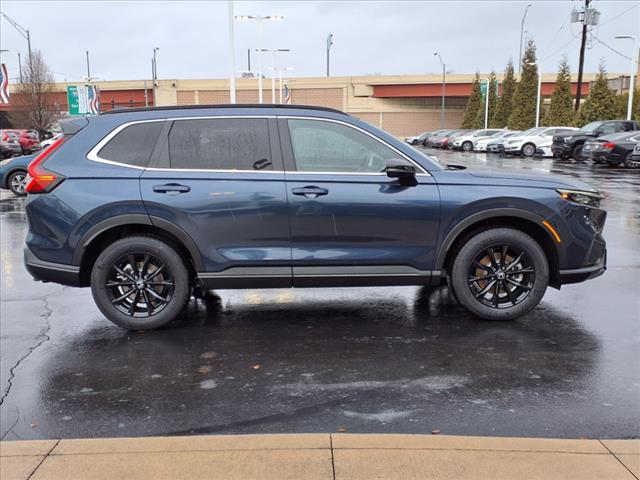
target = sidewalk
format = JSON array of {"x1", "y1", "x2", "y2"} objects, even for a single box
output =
[{"x1": 1, "y1": 434, "x2": 638, "y2": 480}]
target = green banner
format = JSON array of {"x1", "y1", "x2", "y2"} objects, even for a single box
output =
[{"x1": 67, "y1": 86, "x2": 80, "y2": 115}]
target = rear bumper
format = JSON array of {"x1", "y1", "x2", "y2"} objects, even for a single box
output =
[{"x1": 24, "y1": 246, "x2": 81, "y2": 287}]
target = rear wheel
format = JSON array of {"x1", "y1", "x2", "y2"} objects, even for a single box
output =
[
  {"x1": 90, "y1": 236, "x2": 190, "y2": 330},
  {"x1": 451, "y1": 228, "x2": 549, "y2": 321},
  {"x1": 521, "y1": 143, "x2": 536, "y2": 157},
  {"x1": 623, "y1": 151, "x2": 640, "y2": 169},
  {"x1": 462, "y1": 141, "x2": 473, "y2": 152},
  {"x1": 572, "y1": 144, "x2": 583, "y2": 161},
  {"x1": 7, "y1": 170, "x2": 28, "y2": 196}
]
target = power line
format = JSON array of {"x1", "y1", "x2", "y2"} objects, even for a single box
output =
[
  {"x1": 598, "y1": 3, "x2": 638, "y2": 27},
  {"x1": 592, "y1": 36, "x2": 637, "y2": 64},
  {"x1": 539, "y1": 33, "x2": 581, "y2": 63}
]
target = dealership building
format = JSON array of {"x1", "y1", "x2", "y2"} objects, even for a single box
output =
[{"x1": 1, "y1": 71, "x2": 632, "y2": 137}]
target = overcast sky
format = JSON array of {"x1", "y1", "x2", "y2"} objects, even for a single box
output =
[{"x1": 1, "y1": 0, "x2": 638, "y2": 83}]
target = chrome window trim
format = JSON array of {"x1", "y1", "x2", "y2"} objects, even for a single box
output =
[{"x1": 86, "y1": 114, "x2": 430, "y2": 177}]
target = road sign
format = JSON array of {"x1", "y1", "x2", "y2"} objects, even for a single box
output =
[{"x1": 67, "y1": 85, "x2": 100, "y2": 115}]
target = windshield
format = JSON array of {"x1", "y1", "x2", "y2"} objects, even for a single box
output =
[
  {"x1": 581, "y1": 121, "x2": 603, "y2": 132},
  {"x1": 489, "y1": 131, "x2": 505, "y2": 138},
  {"x1": 520, "y1": 127, "x2": 543, "y2": 136}
]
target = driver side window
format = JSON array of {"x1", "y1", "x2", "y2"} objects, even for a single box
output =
[{"x1": 288, "y1": 119, "x2": 399, "y2": 173}]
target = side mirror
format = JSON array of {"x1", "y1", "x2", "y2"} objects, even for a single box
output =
[{"x1": 385, "y1": 159, "x2": 417, "y2": 186}]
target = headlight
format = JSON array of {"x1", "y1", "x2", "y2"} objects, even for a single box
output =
[
  {"x1": 563, "y1": 136, "x2": 572, "y2": 142},
  {"x1": 556, "y1": 189, "x2": 603, "y2": 208}
]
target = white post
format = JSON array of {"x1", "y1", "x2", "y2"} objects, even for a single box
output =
[
  {"x1": 271, "y1": 50, "x2": 276, "y2": 104},
  {"x1": 228, "y1": 1, "x2": 236, "y2": 103},
  {"x1": 484, "y1": 79, "x2": 490, "y2": 129},
  {"x1": 257, "y1": 20, "x2": 263, "y2": 104},
  {"x1": 626, "y1": 37, "x2": 637, "y2": 121},
  {"x1": 535, "y1": 72, "x2": 542, "y2": 127}
]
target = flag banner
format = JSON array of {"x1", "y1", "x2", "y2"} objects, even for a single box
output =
[
  {"x1": 67, "y1": 84, "x2": 100, "y2": 115},
  {"x1": 0, "y1": 64, "x2": 10, "y2": 104}
]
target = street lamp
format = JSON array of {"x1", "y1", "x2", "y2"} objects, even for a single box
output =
[
  {"x1": 528, "y1": 61, "x2": 542, "y2": 127},
  {"x1": 269, "y1": 66, "x2": 293, "y2": 103},
  {"x1": 258, "y1": 48, "x2": 290, "y2": 103},
  {"x1": 518, "y1": 4, "x2": 532, "y2": 75},
  {"x1": 614, "y1": 35, "x2": 637, "y2": 121},
  {"x1": 1, "y1": 11, "x2": 32, "y2": 70},
  {"x1": 235, "y1": 15, "x2": 284, "y2": 104},
  {"x1": 434, "y1": 52, "x2": 445, "y2": 129}
]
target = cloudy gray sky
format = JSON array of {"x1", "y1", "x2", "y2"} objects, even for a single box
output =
[{"x1": 1, "y1": 0, "x2": 638, "y2": 83}]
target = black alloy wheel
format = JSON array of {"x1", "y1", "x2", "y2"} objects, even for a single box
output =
[
  {"x1": 107, "y1": 253, "x2": 174, "y2": 317},
  {"x1": 467, "y1": 244, "x2": 535, "y2": 309}
]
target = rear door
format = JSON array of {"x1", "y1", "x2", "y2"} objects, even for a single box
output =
[
  {"x1": 279, "y1": 116, "x2": 441, "y2": 287},
  {"x1": 140, "y1": 116, "x2": 292, "y2": 287}
]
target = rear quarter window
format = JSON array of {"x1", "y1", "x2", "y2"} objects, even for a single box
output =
[{"x1": 97, "y1": 121, "x2": 164, "y2": 167}]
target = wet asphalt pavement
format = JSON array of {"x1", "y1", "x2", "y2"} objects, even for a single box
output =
[{"x1": 1, "y1": 149, "x2": 638, "y2": 441}]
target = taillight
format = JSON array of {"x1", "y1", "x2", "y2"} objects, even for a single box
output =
[
  {"x1": 25, "y1": 136, "x2": 66, "y2": 194},
  {"x1": 602, "y1": 142, "x2": 616, "y2": 149}
]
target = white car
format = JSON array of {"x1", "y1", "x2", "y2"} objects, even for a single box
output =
[
  {"x1": 405, "y1": 131, "x2": 432, "y2": 146},
  {"x1": 474, "y1": 131, "x2": 517, "y2": 152},
  {"x1": 40, "y1": 133, "x2": 63, "y2": 149},
  {"x1": 503, "y1": 127, "x2": 578, "y2": 157},
  {"x1": 451, "y1": 129, "x2": 505, "y2": 151}
]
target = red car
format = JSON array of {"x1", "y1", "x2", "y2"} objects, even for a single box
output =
[{"x1": 5, "y1": 129, "x2": 41, "y2": 154}]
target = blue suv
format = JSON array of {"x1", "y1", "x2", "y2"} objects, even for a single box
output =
[{"x1": 23, "y1": 105, "x2": 607, "y2": 329}]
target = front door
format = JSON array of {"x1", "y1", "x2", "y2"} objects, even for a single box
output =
[
  {"x1": 140, "y1": 116, "x2": 292, "y2": 288},
  {"x1": 279, "y1": 117, "x2": 441, "y2": 287}
]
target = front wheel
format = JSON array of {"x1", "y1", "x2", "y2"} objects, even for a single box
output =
[
  {"x1": 90, "y1": 236, "x2": 190, "y2": 330},
  {"x1": 623, "y1": 151, "x2": 640, "y2": 169},
  {"x1": 8, "y1": 170, "x2": 28, "y2": 196},
  {"x1": 451, "y1": 228, "x2": 549, "y2": 321},
  {"x1": 521, "y1": 143, "x2": 536, "y2": 157},
  {"x1": 462, "y1": 141, "x2": 473, "y2": 152}
]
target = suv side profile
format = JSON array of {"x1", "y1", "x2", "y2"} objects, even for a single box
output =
[{"x1": 24, "y1": 105, "x2": 607, "y2": 330}]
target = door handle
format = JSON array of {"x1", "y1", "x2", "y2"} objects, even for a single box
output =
[
  {"x1": 153, "y1": 184, "x2": 191, "y2": 194},
  {"x1": 291, "y1": 186, "x2": 329, "y2": 199}
]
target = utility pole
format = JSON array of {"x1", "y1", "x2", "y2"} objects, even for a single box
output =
[
  {"x1": 518, "y1": 4, "x2": 532, "y2": 75},
  {"x1": 574, "y1": 0, "x2": 589, "y2": 111},
  {"x1": 17, "y1": 52, "x2": 23, "y2": 83},
  {"x1": 85, "y1": 50, "x2": 91, "y2": 80},
  {"x1": 326, "y1": 33, "x2": 333, "y2": 77},
  {"x1": 1, "y1": 12, "x2": 32, "y2": 70}
]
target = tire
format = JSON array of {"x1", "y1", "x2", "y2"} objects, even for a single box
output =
[
  {"x1": 462, "y1": 141, "x2": 473, "y2": 152},
  {"x1": 411, "y1": 140, "x2": 418, "y2": 146},
  {"x1": 521, "y1": 143, "x2": 536, "y2": 157},
  {"x1": 450, "y1": 228, "x2": 549, "y2": 321},
  {"x1": 622, "y1": 151, "x2": 640, "y2": 169},
  {"x1": 7, "y1": 170, "x2": 28, "y2": 196},
  {"x1": 572, "y1": 144, "x2": 583, "y2": 161},
  {"x1": 90, "y1": 236, "x2": 190, "y2": 330}
]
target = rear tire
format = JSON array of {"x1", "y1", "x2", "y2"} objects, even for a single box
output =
[
  {"x1": 462, "y1": 141, "x2": 473, "y2": 152},
  {"x1": 90, "y1": 236, "x2": 190, "y2": 330},
  {"x1": 7, "y1": 170, "x2": 28, "y2": 196},
  {"x1": 521, "y1": 143, "x2": 536, "y2": 157},
  {"x1": 450, "y1": 228, "x2": 549, "y2": 321},
  {"x1": 572, "y1": 144, "x2": 583, "y2": 161},
  {"x1": 623, "y1": 151, "x2": 640, "y2": 169}
]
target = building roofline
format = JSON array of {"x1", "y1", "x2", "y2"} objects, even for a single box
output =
[{"x1": 101, "y1": 103, "x2": 348, "y2": 116}]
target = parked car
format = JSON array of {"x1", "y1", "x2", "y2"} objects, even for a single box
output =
[
  {"x1": 0, "y1": 130, "x2": 23, "y2": 158},
  {"x1": 534, "y1": 137, "x2": 555, "y2": 157},
  {"x1": 552, "y1": 120, "x2": 639, "y2": 161},
  {"x1": 405, "y1": 132, "x2": 432, "y2": 146},
  {"x1": 435, "y1": 130, "x2": 469, "y2": 149},
  {"x1": 40, "y1": 133, "x2": 63, "y2": 149},
  {"x1": 628, "y1": 143, "x2": 640, "y2": 168},
  {"x1": 0, "y1": 153, "x2": 35, "y2": 196},
  {"x1": 424, "y1": 130, "x2": 455, "y2": 148},
  {"x1": 474, "y1": 131, "x2": 516, "y2": 152},
  {"x1": 582, "y1": 131, "x2": 640, "y2": 168},
  {"x1": 503, "y1": 127, "x2": 578, "y2": 157},
  {"x1": 5, "y1": 129, "x2": 41, "y2": 154},
  {"x1": 23, "y1": 105, "x2": 606, "y2": 330},
  {"x1": 451, "y1": 129, "x2": 505, "y2": 151},
  {"x1": 487, "y1": 131, "x2": 521, "y2": 153}
]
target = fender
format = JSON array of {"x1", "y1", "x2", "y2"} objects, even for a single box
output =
[
  {"x1": 434, "y1": 207, "x2": 564, "y2": 270},
  {"x1": 72, "y1": 214, "x2": 205, "y2": 271}
]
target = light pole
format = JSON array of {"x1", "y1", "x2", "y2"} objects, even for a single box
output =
[
  {"x1": 484, "y1": 78, "x2": 490, "y2": 129},
  {"x1": 434, "y1": 52, "x2": 445, "y2": 129},
  {"x1": 269, "y1": 66, "x2": 293, "y2": 103},
  {"x1": 259, "y1": 48, "x2": 290, "y2": 103},
  {"x1": 228, "y1": 1, "x2": 236, "y2": 103},
  {"x1": 85, "y1": 50, "x2": 91, "y2": 80},
  {"x1": 1, "y1": 11, "x2": 32, "y2": 70},
  {"x1": 528, "y1": 61, "x2": 542, "y2": 127},
  {"x1": 235, "y1": 15, "x2": 284, "y2": 104},
  {"x1": 518, "y1": 4, "x2": 532, "y2": 75},
  {"x1": 614, "y1": 35, "x2": 637, "y2": 121},
  {"x1": 326, "y1": 33, "x2": 333, "y2": 77}
]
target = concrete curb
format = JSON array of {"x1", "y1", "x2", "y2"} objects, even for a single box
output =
[{"x1": 1, "y1": 434, "x2": 638, "y2": 479}]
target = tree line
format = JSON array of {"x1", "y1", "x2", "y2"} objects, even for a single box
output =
[{"x1": 461, "y1": 39, "x2": 640, "y2": 130}]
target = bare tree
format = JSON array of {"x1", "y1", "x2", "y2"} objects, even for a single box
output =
[{"x1": 8, "y1": 50, "x2": 61, "y2": 135}]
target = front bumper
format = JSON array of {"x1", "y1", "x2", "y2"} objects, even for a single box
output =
[
  {"x1": 503, "y1": 144, "x2": 523, "y2": 153},
  {"x1": 551, "y1": 144, "x2": 572, "y2": 158},
  {"x1": 24, "y1": 246, "x2": 81, "y2": 287},
  {"x1": 559, "y1": 251, "x2": 606, "y2": 285}
]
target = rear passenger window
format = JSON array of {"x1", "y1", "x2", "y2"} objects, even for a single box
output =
[
  {"x1": 168, "y1": 118, "x2": 272, "y2": 170},
  {"x1": 98, "y1": 121, "x2": 164, "y2": 167}
]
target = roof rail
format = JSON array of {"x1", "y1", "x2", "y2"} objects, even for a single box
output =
[{"x1": 101, "y1": 104, "x2": 348, "y2": 116}]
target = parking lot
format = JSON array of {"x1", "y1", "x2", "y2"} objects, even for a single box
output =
[{"x1": 0, "y1": 149, "x2": 638, "y2": 441}]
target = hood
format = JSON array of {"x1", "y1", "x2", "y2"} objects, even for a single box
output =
[
  {"x1": 434, "y1": 168, "x2": 599, "y2": 192},
  {"x1": 554, "y1": 130, "x2": 590, "y2": 139}
]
